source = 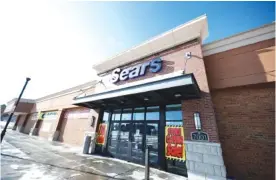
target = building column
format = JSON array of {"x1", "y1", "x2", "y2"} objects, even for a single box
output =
[
  {"x1": 48, "y1": 109, "x2": 63, "y2": 141},
  {"x1": 182, "y1": 94, "x2": 227, "y2": 180}
]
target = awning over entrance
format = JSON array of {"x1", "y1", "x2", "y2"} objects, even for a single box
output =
[{"x1": 73, "y1": 73, "x2": 200, "y2": 109}]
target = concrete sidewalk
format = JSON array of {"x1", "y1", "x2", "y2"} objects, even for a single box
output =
[{"x1": 1, "y1": 130, "x2": 187, "y2": 180}]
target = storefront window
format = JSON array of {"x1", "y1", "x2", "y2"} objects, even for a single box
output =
[
  {"x1": 146, "y1": 106, "x2": 160, "y2": 120},
  {"x1": 133, "y1": 107, "x2": 145, "y2": 121},
  {"x1": 108, "y1": 123, "x2": 120, "y2": 155},
  {"x1": 118, "y1": 122, "x2": 131, "y2": 156},
  {"x1": 112, "y1": 109, "x2": 121, "y2": 121},
  {"x1": 166, "y1": 121, "x2": 183, "y2": 126},
  {"x1": 146, "y1": 123, "x2": 159, "y2": 165},
  {"x1": 131, "y1": 123, "x2": 144, "y2": 162},
  {"x1": 103, "y1": 111, "x2": 110, "y2": 122},
  {"x1": 121, "y1": 108, "x2": 132, "y2": 121},
  {"x1": 166, "y1": 104, "x2": 182, "y2": 121},
  {"x1": 165, "y1": 104, "x2": 186, "y2": 176}
]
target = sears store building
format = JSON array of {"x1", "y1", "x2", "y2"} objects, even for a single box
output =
[{"x1": 4, "y1": 15, "x2": 275, "y2": 180}]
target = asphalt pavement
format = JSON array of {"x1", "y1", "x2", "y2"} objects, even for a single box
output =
[{"x1": 1, "y1": 130, "x2": 186, "y2": 180}]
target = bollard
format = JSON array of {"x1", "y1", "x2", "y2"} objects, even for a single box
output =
[{"x1": 145, "y1": 146, "x2": 150, "y2": 180}]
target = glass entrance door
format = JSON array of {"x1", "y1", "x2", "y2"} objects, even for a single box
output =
[
  {"x1": 146, "y1": 123, "x2": 159, "y2": 166},
  {"x1": 131, "y1": 123, "x2": 144, "y2": 163},
  {"x1": 106, "y1": 107, "x2": 160, "y2": 167},
  {"x1": 117, "y1": 122, "x2": 131, "y2": 161}
]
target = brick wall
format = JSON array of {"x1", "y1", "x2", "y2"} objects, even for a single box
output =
[
  {"x1": 182, "y1": 94, "x2": 219, "y2": 142},
  {"x1": 212, "y1": 82, "x2": 275, "y2": 180},
  {"x1": 204, "y1": 39, "x2": 275, "y2": 90},
  {"x1": 57, "y1": 107, "x2": 99, "y2": 146}
]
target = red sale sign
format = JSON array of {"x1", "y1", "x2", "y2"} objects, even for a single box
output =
[
  {"x1": 96, "y1": 123, "x2": 107, "y2": 145},
  {"x1": 165, "y1": 126, "x2": 186, "y2": 161}
]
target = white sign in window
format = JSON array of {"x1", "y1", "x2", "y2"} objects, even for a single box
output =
[
  {"x1": 41, "y1": 122, "x2": 52, "y2": 132},
  {"x1": 43, "y1": 111, "x2": 58, "y2": 120}
]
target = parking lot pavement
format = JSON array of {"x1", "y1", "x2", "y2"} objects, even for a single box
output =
[{"x1": 1, "y1": 130, "x2": 186, "y2": 180}]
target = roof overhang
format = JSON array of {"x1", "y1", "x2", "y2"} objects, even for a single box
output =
[
  {"x1": 92, "y1": 15, "x2": 208, "y2": 75},
  {"x1": 73, "y1": 73, "x2": 200, "y2": 109}
]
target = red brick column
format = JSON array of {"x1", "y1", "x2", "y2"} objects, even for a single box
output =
[
  {"x1": 182, "y1": 94, "x2": 219, "y2": 142},
  {"x1": 182, "y1": 42, "x2": 219, "y2": 143}
]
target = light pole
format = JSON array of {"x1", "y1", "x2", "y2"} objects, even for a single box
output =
[{"x1": 1, "y1": 77, "x2": 31, "y2": 142}]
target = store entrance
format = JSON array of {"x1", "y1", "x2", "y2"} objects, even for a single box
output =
[
  {"x1": 106, "y1": 107, "x2": 160, "y2": 167},
  {"x1": 98, "y1": 104, "x2": 187, "y2": 176}
]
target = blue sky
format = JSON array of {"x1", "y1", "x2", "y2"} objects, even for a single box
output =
[
  {"x1": 0, "y1": 1, "x2": 275, "y2": 103},
  {"x1": 73, "y1": 1, "x2": 275, "y2": 57}
]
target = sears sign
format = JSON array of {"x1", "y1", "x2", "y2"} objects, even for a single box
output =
[{"x1": 110, "y1": 58, "x2": 162, "y2": 83}]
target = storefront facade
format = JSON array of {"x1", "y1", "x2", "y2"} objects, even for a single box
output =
[
  {"x1": 8, "y1": 15, "x2": 275, "y2": 180},
  {"x1": 73, "y1": 15, "x2": 226, "y2": 179}
]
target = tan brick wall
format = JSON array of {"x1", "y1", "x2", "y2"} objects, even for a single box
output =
[
  {"x1": 26, "y1": 86, "x2": 97, "y2": 143},
  {"x1": 32, "y1": 86, "x2": 95, "y2": 113},
  {"x1": 205, "y1": 39, "x2": 275, "y2": 90},
  {"x1": 57, "y1": 107, "x2": 99, "y2": 146},
  {"x1": 212, "y1": 82, "x2": 275, "y2": 180}
]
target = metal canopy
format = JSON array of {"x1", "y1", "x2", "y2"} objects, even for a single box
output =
[{"x1": 73, "y1": 73, "x2": 200, "y2": 109}]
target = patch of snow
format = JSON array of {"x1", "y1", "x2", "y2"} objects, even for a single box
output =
[
  {"x1": 92, "y1": 160, "x2": 113, "y2": 166},
  {"x1": 18, "y1": 164, "x2": 57, "y2": 180},
  {"x1": 1, "y1": 140, "x2": 30, "y2": 159},
  {"x1": 107, "y1": 173, "x2": 117, "y2": 177},
  {"x1": 10, "y1": 164, "x2": 19, "y2": 169},
  {"x1": 76, "y1": 153, "x2": 144, "y2": 168},
  {"x1": 92, "y1": 160, "x2": 104, "y2": 163},
  {"x1": 50, "y1": 145, "x2": 82, "y2": 153},
  {"x1": 70, "y1": 173, "x2": 81, "y2": 177},
  {"x1": 127, "y1": 171, "x2": 144, "y2": 180}
]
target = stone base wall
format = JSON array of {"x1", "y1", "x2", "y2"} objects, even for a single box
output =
[{"x1": 185, "y1": 141, "x2": 226, "y2": 180}]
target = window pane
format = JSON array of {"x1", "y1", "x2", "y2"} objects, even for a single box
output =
[
  {"x1": 146, "y1": 123, "x2": 159, "y2": 165},
  {"x1": 131, "y1": 123, "x2": 144, "y2": 162},
  {"x1": 167, "y1": 159, "x2": 187, "y2": 176},
  {"x1": 108, "y1": 123, "x2": 120, "y2": 156},
  {"x1": 166, "y1": 121, "x2": 183, "y2": 126},
  {"x1": 121, "y1": 108, "x2": 132, "y2": 120},
  {"x1": 133, "y1": 107, "x2": 145, "y2": 121},
  {"x1": 118, "y1": 123, "x2": 131, "y2": 156},
  {"x1": 103, "y1": 112, "x2": 109, "y2": 122},
  {"x1": 112, "y1": 109, "x2": 121, "y2": 121},
  {"x1": 166, "y1": 104, "x2": 182, "y2": 121},
  {"x1": 146, "y1": 106, "x2": 159, "y2": 120}
]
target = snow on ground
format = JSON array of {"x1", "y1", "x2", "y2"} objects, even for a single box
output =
[
  {"x1": 10, "y1": 164, "x2": 19, "y2": 169},
  {"x1": 0, "y1": 121, "x2": 15, "y2": 129},
  {"x1": 106, "y1": 173, "x2": 118, "y2": 177},
  {"x1": 18, "y1": 164, "x2": 57, "y2": 180},
  {"x1": 49, "y1": 144, "x2": 82, "y2": 153},
  {"x1": 1, "y1": 140, "x2": 30, "y2": 159},
  {"x1": 127, "y1": 171, "x2": 145, "y2": 180}
]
